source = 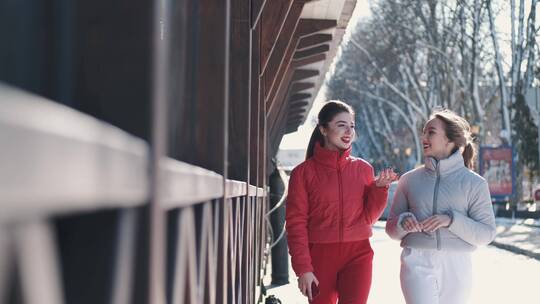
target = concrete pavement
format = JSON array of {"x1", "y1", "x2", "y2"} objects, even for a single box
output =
[
  {"x1": 264, "y1": 220, "x2": 540, "y2": 303},
  {"x1": 492, "y1": 217, "x2": 540, "y2": 260}
]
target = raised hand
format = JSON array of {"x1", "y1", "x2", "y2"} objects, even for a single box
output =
[{"x1": 375, "y1": 168, "x2": 399, "y2": 188}]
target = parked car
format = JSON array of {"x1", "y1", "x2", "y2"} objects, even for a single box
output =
[{"x1": 379, "y1": 181, "x2": 398, "y2": 220}]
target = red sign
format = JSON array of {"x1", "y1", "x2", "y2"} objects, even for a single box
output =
[
  {"x1": 480, "y1": 147, "x2": 513, "y2": 197},
  {"x1": 535, "y1": 189, "x2": 540, "y2": 201}
]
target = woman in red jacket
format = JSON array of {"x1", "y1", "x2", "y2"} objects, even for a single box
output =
[{"x1": 286, "y1": 100, "x2": 397, "y2": 304}]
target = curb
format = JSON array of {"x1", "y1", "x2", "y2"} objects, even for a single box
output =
[{"x1": 490, "y1": 241, "x2": 540, "y2": 261}]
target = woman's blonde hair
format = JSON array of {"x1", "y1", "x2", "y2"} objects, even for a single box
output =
[{"x1": 430, "y1": 109, "x2": 476, "y2": 169}]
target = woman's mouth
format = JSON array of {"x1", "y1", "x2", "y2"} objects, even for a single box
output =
[
  {"x1": 341, "y1": 137, "x2": 351, "y2": 144},
  {"x1": 423, "y1": 143, "x2": 430, "y2": 150}
]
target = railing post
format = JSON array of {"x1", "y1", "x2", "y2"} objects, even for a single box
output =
[{"x1": 269, "y1": 167, "x2": 289, "y2": 286}]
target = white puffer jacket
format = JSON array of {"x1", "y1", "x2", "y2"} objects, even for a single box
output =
[{"x1": 385, "y1": 151, "x2": 496, "y2": 251}]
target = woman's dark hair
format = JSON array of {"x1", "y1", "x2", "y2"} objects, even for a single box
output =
[
  {"x1": 305, "y1": 100, "x2": 354, "y2": 160},
  {"x1": 430, "y1": 109, "x2": 476, "y2": 169}
]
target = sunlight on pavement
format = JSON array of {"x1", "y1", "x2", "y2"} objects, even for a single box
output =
[{"x1": 266, "y1": 222, "x2": 540, "y2": 303}]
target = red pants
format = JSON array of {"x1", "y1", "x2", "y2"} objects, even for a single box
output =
[{"x1": 309, "y1": 240, "x2": 373, "y2": 304}]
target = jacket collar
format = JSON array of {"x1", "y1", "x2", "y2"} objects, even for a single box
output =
[
  {"x1": 424, "y1": 150, "x2": 465, "y2": 175},
  {"x1": 312, "y1": 142, "x2": 351, "y2": 169}
]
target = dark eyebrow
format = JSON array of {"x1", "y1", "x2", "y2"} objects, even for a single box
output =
[{"x1": 335, "y1": 120, "x2": 349, "y2": 124}]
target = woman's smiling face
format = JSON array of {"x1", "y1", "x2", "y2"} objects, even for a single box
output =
[
  {"x1": 320, "y1": 112, "x2": 356, "y2": 151},
  {"x1": 422, "y1": 117, "x2": 456, "y2": 160}
]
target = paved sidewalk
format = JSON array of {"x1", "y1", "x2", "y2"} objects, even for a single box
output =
[
  {"x1": 491, "y1": 217, "x2": 540, "y2": 260},
  {"x1": 262, "y1": 221, "x2": 540, "y2": 303}
]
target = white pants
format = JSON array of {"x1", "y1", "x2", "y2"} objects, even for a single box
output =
[{"x1": 400, "y1": 247, "x2": 472, "y2": 304}]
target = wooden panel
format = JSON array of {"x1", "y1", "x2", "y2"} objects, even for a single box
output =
[
  {"x1": 293, "y1": 44, "x2": 330, "y2": 60},
  {"x1": 260, "y1": 0, "x2": 294, "y2": 71},
  {"x1": 73, "y1": 0, "x2": 153, "y2": 142},
  {"x1": 249, "y1": 22, "x2": 261, "y2": 187},
  {"x1": 191, "y1": 0, "x2": 230, "y2": 175},
  {"x1": 291, "y1": 69, "x2": 319, "y2": 81},
  {"x1": 265, "y1": 19, "x2": 335, "y2": 122},
  {"x1": 167, "y1": 0, "x2": 189, "y2": 160},
  {"x1": 229, "y1": 0, "x2": 252, "y2": 181},
  {"x1": 251, "y1": 0, "x2": 268, "y2": 28},
  {"x1": 262, "y1": 2, "x2": 304, "y2": 101},
  {"x1": 267, "y1": 69, "x2": 296, "y2": 142},
  {"x1": 297, "y1": 33, "x2": 332, "y2": 50}
]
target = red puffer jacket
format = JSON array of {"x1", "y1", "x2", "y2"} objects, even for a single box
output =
[{"x1": 285, "y1": 142, "x2": 388, "y2": 276}]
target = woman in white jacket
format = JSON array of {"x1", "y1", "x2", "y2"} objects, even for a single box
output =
[{"x1": 385, "y1": 109, "x2": 496, "y2": 304}]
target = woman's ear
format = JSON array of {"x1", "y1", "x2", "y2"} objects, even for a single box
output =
[{"x1": 318, "y1": 125, "x2": 326, "y2": 137}]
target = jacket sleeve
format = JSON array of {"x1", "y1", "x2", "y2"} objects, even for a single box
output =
[
  {"x1": 362, "y1": 164, "x2": 389, "y2": 224},
  {"x1": 447, "y1": 179, "x2": 496, "y2": 246},
  {"x1": 285, "y1": 166, "x2": 313, "y2": 277},
  {"x1": 385, "y1": 176, "x2": 414, "y2": 240}
]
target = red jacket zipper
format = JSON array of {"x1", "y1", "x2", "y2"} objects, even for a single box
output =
[{"x1": 338, "y1": 157, "x2": 343, "y2": 242}]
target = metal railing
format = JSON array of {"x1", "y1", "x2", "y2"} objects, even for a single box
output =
[{"x1": 0, "y1": 83, "x2": 268, "y2": 304}]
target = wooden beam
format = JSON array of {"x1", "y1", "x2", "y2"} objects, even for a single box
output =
[
  {"x1": 295, "y1": 19, "x2": 337, "y2": 38},
  {"x1": 267, "y1": 68, "x2": 295, "y2": 140},
  {"x1": 285, "y1": 124, "x2": 299, "y2": 134},
  {"x1": 293, "y1": 44, "x2": 329, "y2": 60},
  {"x1": 287, "y1": 108, "x2": 306, "y2": 117},
  {"x1": 297, "y1": 33, "x2": 332, "y2": 50},
  {"x1": 286, "y1": 115, "x2": 305, "y2": 126},
  {"x1": 249, "y1": 22, "x2": 261, "y2": 187},
  {"x1": 290, "y1": 53, "x2": 326, "y2": 68},
  {"x1": 262, "y1": 2, "x2": 304, "y2": 101},
  {"x1": 289, "y1": 93, "x2": 311, "y2": 102},
  {"x1": 290, "y1": 82, "x2": 314, "y2": 93},
  {"x1": 260, "y1": 0, "x2": 295, "y2": 74},
  {"x1": 251, "y1": 0, "x2": 268, "y2": 28},
  {"x1": 289, "y1": 101, "x2": 309, "y2": 109},
  {"x1": 266, "y1": 19, "x2": 335, "y2": 154},
  {"x1": 291, "y1": 69, "x2": 319, "y2": 82},
  {"x1": 286, "y1": 116, "x2": 304, "y2": 127},
  {"x1": 287, "y1": 114, "x2": 304, "y2": 122}
]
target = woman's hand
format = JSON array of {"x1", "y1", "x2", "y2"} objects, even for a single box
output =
[
  {"x1": 375, "y1": 168, "x2": 399, "y2": 188},
  {"x1": 420, "y1": 214, "x2": 452, "y2": 232},
  {"x1": 401, "y1": 216, "x2": 423, "y2": 232},
  {"x1": 298, "y1": 272, "x2": 319, "y2": 300}
]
